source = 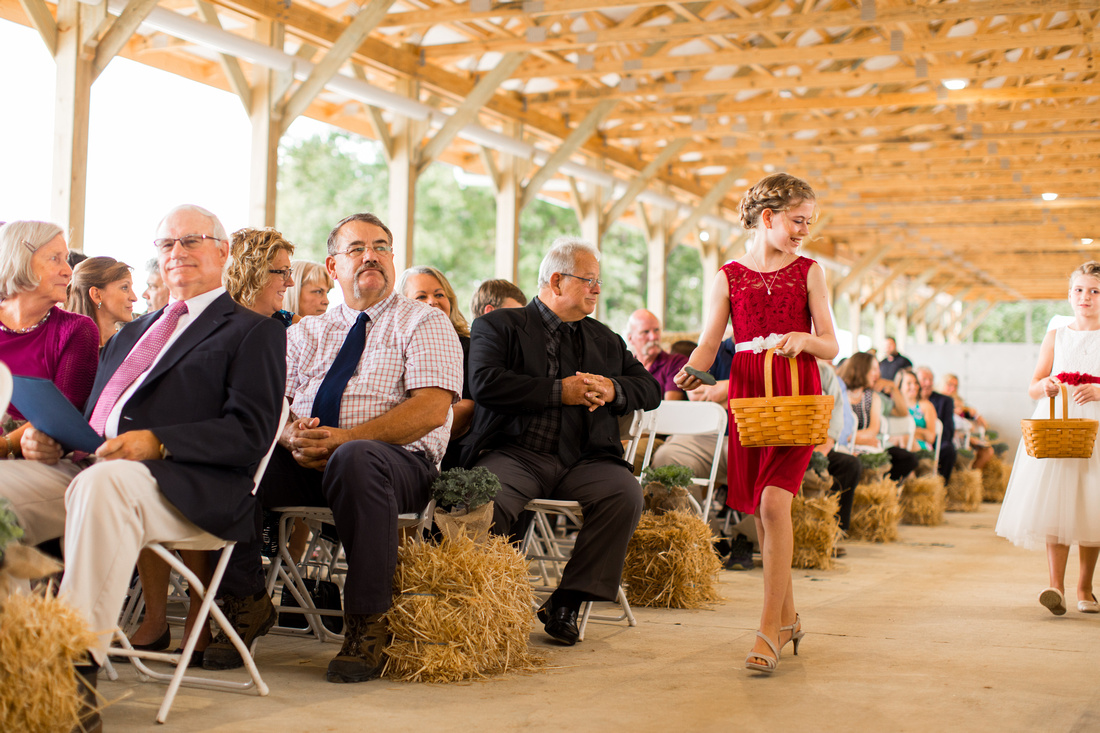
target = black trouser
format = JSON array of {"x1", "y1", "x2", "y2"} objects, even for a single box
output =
[
  {"x1": 938, "y1": 442, "x2": 956, "y2": 483},
  {"x1": 222, "y1": 440, "x2": 435, "y2": 615},
  {"x1": 827, "y1": 450, "x2": 862, "y2": 532},
  {"x1": 886, "y1": 446, "x2": 918, "y2": 483}
]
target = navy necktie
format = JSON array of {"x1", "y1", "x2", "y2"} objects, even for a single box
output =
[
  {"x1": 311, "y1": 311, "x2": 370, "y2": 428},
  {"x1": 558, "y1": 322, "x2": 583, "y2": 465}
]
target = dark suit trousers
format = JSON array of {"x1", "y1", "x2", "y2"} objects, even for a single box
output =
[
  {"x1": 475, "y1": 446, "x2": 643, "y2": 602},
  {"x1": 224, "y1": 440, "x2": 435, "y2": 615},
  {"x1": 826, "y1": 450, "x2": 861, "y2": 532}
]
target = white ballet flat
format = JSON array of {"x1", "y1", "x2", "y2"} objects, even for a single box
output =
[
  {"x1": 1078, "y1": 594, "x2": 1099, "y2": 613},
  {"x1": 1039, "y1": 587, "x2": 1067, "y2": 616}
]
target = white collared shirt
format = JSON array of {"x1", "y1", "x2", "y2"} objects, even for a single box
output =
[{"x1": 103, "y1": 287, "x2": 227, "y2": 438}]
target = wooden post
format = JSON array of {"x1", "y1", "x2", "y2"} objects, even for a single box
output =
[
  {"x1": 248, "y1": 20, "x2": 282, "y2": 227},
  {"x1": 491, "y1": 126, "x2": 522, "y2": 282},
  {"x1": 51, "y1": 0, "x2": 93, "y2": 251}
]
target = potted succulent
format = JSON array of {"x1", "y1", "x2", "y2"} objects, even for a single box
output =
[
  {"x1": 640, "y1": 464, "x2": 697, "y2": 516},
  {"x1": 430, "y1": 467, "x2": 501, "y2": 542}
]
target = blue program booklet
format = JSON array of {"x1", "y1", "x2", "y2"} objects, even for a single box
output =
[{"x1": 10, "y1": 376, "x2": 104, "y2": 454}]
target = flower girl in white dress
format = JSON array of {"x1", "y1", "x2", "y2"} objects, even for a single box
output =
[{"x1": 996, "y1": 261, "x2": 1100, "y2": 616}]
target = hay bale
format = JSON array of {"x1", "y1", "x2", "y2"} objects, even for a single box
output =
[
  {"x1": 0, "y1": 592, "x2": 98, "y2": 733},
  {"x1": 900, "y1": 474, "x2": 946, "y2": 526},
  {"x1": 383, "y1": 533, "x2": 543, "y2": 683},
  {"x1": 946, "y1": 468, "x2": 983, "y2": 512},
  {"x1": 916, "y1": 456, "x2": 936, "y2": 477},
  {"x1": 792, "y1": 492, "x2": 842, "y2": 570},
  {"x1": 981, "y1": 458, "x2": 1009, "y2": 503},
  {"x1": 849, "y1": 477, "x2": 900, "y2": 543},
  {"x1": 622, "y1": 510, "x2": 722, "y2": 608}
]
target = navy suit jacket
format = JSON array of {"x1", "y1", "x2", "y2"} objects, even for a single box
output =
[
  {"x1": 464, "y1": 299, "x2": 661, "y2": 467},
  {"x1": 86, "y1": 292, "x2": 286, "y2": 542}
]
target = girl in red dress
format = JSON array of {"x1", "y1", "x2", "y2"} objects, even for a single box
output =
[{"x1": 676, "y1": 173, "x2": 838, "y2": 674}]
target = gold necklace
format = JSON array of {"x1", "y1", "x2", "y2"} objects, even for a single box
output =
[{"x1": 746, "y1": 250, "x2": 789, "y2": 296}]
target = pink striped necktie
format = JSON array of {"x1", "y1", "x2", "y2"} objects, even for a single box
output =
[{"x1": 88, "y1": 300, "x2": 189, "y2": 436}]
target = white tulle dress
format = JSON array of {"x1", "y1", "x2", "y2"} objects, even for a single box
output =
[{"x1": 996, "y1": 326, "x2": 1100, "y2": 550}]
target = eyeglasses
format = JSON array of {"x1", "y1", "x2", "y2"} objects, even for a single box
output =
[
  {"x1": 269, "y1": 267, "x2": 293, "y2": 281},
  {"x1": 335, "y1": 244, "x2": 394, "y2": 257},
  {"x1": 561, "y1": 273, "x2": 602, "y2": 289},
  {"x1": 153, "y1": 234, "x2": 223, "y2": 253}
]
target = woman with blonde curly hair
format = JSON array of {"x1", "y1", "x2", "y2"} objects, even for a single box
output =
[
  {"x1": 224, "y1": 227, "x2": 296, "y2": 324},
  {"x1": 675, "y1": 173, "x2": 838, "y2": 674},
  {"x1": 66, "y1": 256, "x2": 138, "y2": 348}
]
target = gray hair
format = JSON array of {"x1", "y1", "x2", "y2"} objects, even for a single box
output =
[
  {"x1": 145, "y1": 257, "x2": 160, "y2": 277},
  {"x1": 537, "y1": 236, "x2": 600, "y2": 288},
  {"x1": 0, "y1": 220, "x2": 65, "y2": 299},
  {"x1": 155, "y1": 204, "x2": 228, "y2": 241}
]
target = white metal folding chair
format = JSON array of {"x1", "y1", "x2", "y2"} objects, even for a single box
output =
[
  {"x1": 106, "y1": 399, "x2": 288, "y2": 724},
  {"x1": 638, "y1": 400, "x2": 728, "y2": 522},
  {"x1": 0, "y1": 360, "x2": 12, "y2": 419},
  {"x1": 264, "y1": 500, "x2": 436, "y2": 643},
  {"x1": 933, "y1": 419, "x2": 944, "y2": 469},
  {"x1": 884, "y1": 414, "x2": 917, "y2": 451},
  {"x1": 520, "y1": 408, "x2": 652, "y2": 641}
]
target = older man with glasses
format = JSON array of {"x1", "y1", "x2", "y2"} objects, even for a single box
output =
[
  {"x1": 207, "y1": 212, "x2": 463, "y2": 684},
  {"x1": 463, "y1": 236, "x2": 661, "y2": 646},
  {"x1": 0, "y1": 204, "x2": 287, "y2": 728}
]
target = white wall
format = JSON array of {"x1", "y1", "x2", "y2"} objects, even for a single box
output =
[{"x1": 905, "y1": 342, "x2": 1043, "y2": 461}]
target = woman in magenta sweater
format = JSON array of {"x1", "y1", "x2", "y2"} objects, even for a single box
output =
[{"x1": 0, "y1": 221, "x2": 99, "y2": 469}]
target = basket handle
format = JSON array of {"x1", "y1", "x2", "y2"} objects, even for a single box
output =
[
  {"x1": 1049, "y1": 382, "x2": 1069, "y2": 420},
  {"x1": 763, "y1": 347, "x2": 800, "y2": 399}
]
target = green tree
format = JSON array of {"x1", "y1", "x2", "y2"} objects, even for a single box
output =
[{"x1": 972, "y1": 300, "x2": 1072, "y2": 343}]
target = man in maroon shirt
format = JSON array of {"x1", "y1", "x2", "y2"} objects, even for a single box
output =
[{"x1": 626, "y1": 309, "x2": 687, "y2": 400}]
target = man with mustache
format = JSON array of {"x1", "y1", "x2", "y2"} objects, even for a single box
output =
[
  {"x1": 207, "y1": 212, "x2": 463, "y2": 683},
  {"x1": 626, "y1": 308, "x2": 688, "y2": 400}
]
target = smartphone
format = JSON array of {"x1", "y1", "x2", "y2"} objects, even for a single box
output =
[{"x1": 683, "y1": 365, "x2": 717, "y2": 386}]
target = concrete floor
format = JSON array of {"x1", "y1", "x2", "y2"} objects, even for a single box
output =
[{"x1": 103, "y1": 503, "x2": 1100, "y2": 732}]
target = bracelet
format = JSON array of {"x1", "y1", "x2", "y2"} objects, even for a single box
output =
[{"x1": 3, "y1": 435, "x2": 15, "y2": 460}]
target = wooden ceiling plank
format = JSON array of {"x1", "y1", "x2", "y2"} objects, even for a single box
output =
[{"x1": 834, "y1": 241, "x2": 893, "y2": 296}]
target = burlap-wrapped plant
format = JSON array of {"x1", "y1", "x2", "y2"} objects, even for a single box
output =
[
  {"x1": 801, "y1": 451, "x2": 833, "y2": 498},
  {"x1": 622, "y1": 510, "x2": 721, "y2": 608},
  {"x1": 857, "y1": 451, "x2": 892, "y2": 484},
  {"x1": 1, "y1": 500, "x2": 99, "y2": 733},
  {"x1": 914, "y1": 449, "x2": 935, "y2": 477},
  {"x1": 900, "y1": 473, "x2": 946, "y2": 526},
  {"x1": 639, "y1": 465, "x2": 697, "y2": 515},
  {"x1": 382, "y1": 468, "x2": 543, "y2": 683},
  {"x1": 946, "y1": 468, "x2": 983, "y2": 512},
  {"x1": 792, "y1": 491, "x2": 842, "y2": 569},
  {"x1": 981, "y1": 458, "x2": 1009, "y2": 503},
  {"x1": 850, "y1": 477, "x2": 900, "y2": 542},
  {"x1": 955, "y1": 448, "x2": 975, "y2": 472}
]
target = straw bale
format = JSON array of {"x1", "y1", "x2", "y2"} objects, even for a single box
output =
[
  {"x1": 383, "y1": 533, "x2": 543, "y2": 683},
  {"x1": 981, "y1": 459, "x2": 1009, "y2": 503},
  {"x1": 849, "y1": 477, "x2": 900, "y2": 543},
  {"x1": 791, "y1": 492, "x2": 842, "y2": 569},
  {"x1": 900, "y1": 474, "x2": 946, "y2": 526},
  {"x1": 946, "y1": 468, "x2": 983, "y2": 512},
  {"x1": 622, "y1": 511, "x2": 721, "y2": 608},
  {"x1": 916, "y1": 456, "x2": 936, "y2": 477},
  {"x1": 0, "y1": 591, "x2": 98, "y2": 733}
]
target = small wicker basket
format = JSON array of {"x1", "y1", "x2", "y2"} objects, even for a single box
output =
[
  {"x1": 1020, "y1": 383, "x2": 1098, "y2": 459},
  {"x1": 729, "y1": 348, "x2": 834, "y2": 448}
]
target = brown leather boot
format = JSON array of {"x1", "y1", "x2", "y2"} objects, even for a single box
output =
[{"x1": 325, "y1": 612, "x2": 388, "y2": 683}]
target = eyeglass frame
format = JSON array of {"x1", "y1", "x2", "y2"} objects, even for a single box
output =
[
  {"x1": 333, "y1": 244, "x2": 394, "y2": 258},
  {"x1": 560, "y1": 272, "x2": 602, "y2": 289},
  {"x1": 268, "y1": 267, "x2": 294, "y2": 281},
  {"x1": 153, "y1": 234, "x2": 225, "y2": 253}
]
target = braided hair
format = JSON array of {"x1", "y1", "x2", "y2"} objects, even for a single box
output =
[
  {"x1": 1069, "y1": 261, "x2": 1100, "y2": 287},
  {"x1": 738, "y1": 173, "x2": 816, "y2": 230}
]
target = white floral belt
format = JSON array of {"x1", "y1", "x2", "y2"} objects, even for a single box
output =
[{"x1": 734, "y1": 333, "x2": 782, "y2": 354}]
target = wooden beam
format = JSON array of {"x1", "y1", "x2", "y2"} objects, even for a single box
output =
[
  {"x1": 415, "y1": 51, "x2": 527, "y2": 174},
  {"x1": 833, "y1": 242, "x2": 893, "y2": 296},
  {"x1": 520, "y1": 98, "x2": 618, "y2": 211},
  {"x1": 959, "y1": 302, "x2": 1000, "y2": 340},
  {"x1": 277, "y1": 0, "x2": 398, "y2": 133},
  {"x1": 890, "y1": 268, "x2": 937, "y2": 317},
  {"x1": 17, "y1": 0, "x2": 56, "y2": 56},
  {"x1": 421, "y1": 0, "x2": 1094, "y2": 56},
  {"x1": 478, "y1": 145, "x2": 501, "y2": 194},
  {"x1": 927, "y1": 287, "x2": 971, "y2": 326},
  {"x1": 193, "y1": 0, "x2": 252, "y2": 113},
  {"x1": 668, "y1": 168, "x2": 742, "y2": 246},
  {"x1": 601, "y1": 139, "x2": 688, "y2": 230},
  {"x1": 366, "y1": 105, "x2": 393, "y2": 162},
  {"x1": 860, "y1": 270, "x2": 902, "y2": 309},
  {"x1": 92, "y1": 0, "x2": 160, "y2": 80}
]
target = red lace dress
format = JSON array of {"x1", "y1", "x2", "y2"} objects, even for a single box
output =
[{"x1": 724, "y1": 257, "x2": 822, "y2": 513}]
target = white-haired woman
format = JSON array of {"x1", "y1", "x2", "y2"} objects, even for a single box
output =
[
  {"x1": 397, "y1": 265, "x2": 473, "y2": 468},
  {"x1": 284, "y1": 259, "x2": 333, "y2": 321},
  {"x1": 0, "y1": 221, "x2": 99, "y2": 471}
]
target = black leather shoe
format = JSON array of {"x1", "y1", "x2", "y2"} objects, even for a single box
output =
[
  {"x1": 537, "y1": 603, "x2": 580, "y2": 646},
  {"x1": 203, "y1": 591, "x2": 277, "y2": 670},
  {"x1": 130, "y1": 625, "x2": 171, "y2": 652}
]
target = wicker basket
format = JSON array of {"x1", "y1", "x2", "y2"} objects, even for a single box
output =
[
  {"x1": 1020, "y1": 383, "x2": 1098, "y2": 459},
  {"x1": 729, "y1": 348, "x2": 834, "y2": 448}
]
